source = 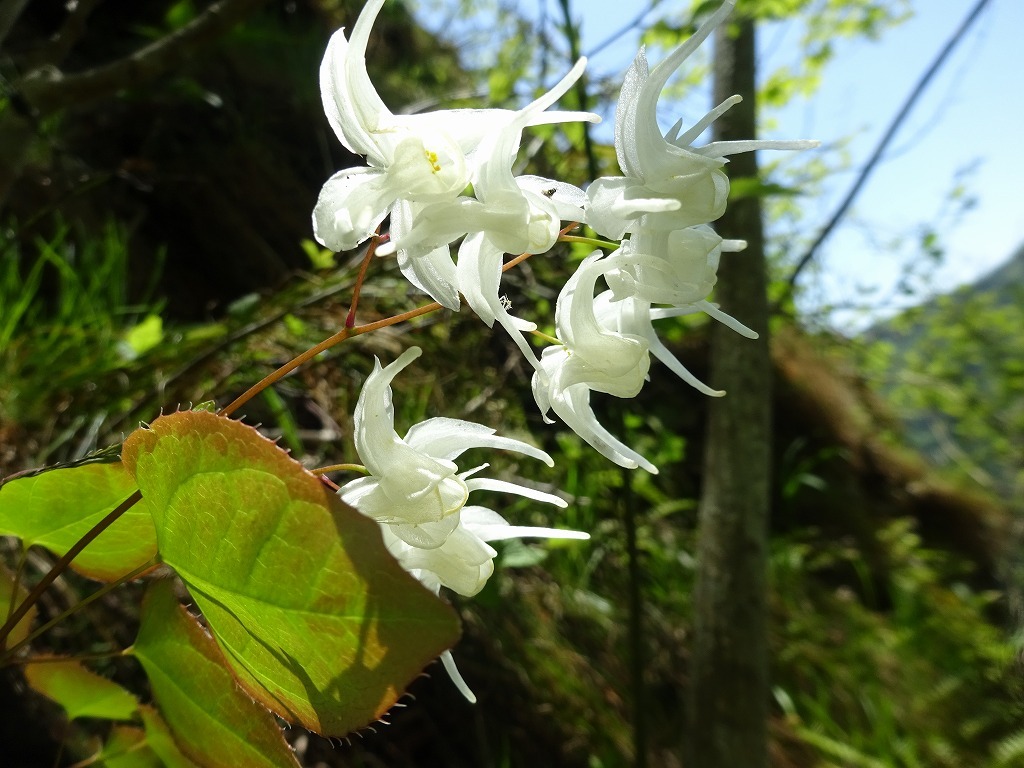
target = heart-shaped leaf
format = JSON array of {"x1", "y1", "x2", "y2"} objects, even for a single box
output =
[
  {"x1": 122, "y1": 410, "x2": 460, "y2": 735},
  {"x1": 23, "y1": 658, "x2": 138, "y2": 721},
  {"x1": 0, "y1": 462, "x2": 153, "y2": 581},
  {"x1": 132, "y1": 581, "x2": 298, "y2": 768}
]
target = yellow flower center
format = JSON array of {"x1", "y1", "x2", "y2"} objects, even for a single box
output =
[{"x1": 424, "y1": 149, "x2": 441, "y2": 173}]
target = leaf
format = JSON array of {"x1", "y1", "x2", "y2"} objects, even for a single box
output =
[
  {"x1": 120, "y1": 314, "x2": 164, "y2": 359},
  {"x1": 132, "y1": 581, "x2": 299, "y2": 768},
  {"x1": 23, "y1": 659, "x2": 138, "y2": 721},
  {"x1": 0, "y1": 444, "x2": 122, "y2": 486},
  {"x1": 138, "y1": 706, "x2": 202, "y2": 768},
  {"x1": 0, "y1": 461, "x2": 154, "y2": 581},
  {"x1": 0, "y1": 564, "x2": 37, "y2": 648},
  {"x1": 121, "y1": 410, "x2": 460, "y2": 735},
  {"x1": 728, "y1": 177, "x2": 803, "y2": 202},
  {"x1": 96, "y1": 726, "x2": 162, "y2": 768}
]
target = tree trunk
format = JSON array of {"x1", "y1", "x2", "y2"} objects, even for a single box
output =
[{"x1": 687, "y1": 15, "x2": 771, "y2": 768}]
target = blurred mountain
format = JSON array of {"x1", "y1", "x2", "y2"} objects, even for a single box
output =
[{"x1": 863, "y1": 241, "x2": 1024, "y2": 501}]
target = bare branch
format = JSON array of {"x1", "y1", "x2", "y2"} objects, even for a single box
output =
[
  {"x1": 22, "y1": 0, "x2": 272, "y2": 116},
  {"x1": 0, "y1": 0, "x2": 29, "y2": 49},
  {"x1": 779, "y1": 0, "x2": 993, "y2": 309},
  {"x1": 31, "y1": 0, "x2": 109, "y2": 68}
]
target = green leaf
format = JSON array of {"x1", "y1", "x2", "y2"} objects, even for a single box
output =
[
  {"x1": 122, "y1": 410, "x2": 460, "y2": 735},
  {"x1": 120, "y1": 314, "x2": 164, "y2": 359},
  {"x1": 23, "y1": 659, "x2": 138, "y2": 721},
  {"x1": 728, "y1": 177, "x2": 802, "y2": 202},
  {"x1": 138, "y1": 706, "x2": 202, "y2": 768},
  {"x1": 300, "y1": 238, "x2": 335, "y2": 270},
  {"x1": 0, "y1": 462, "x2": 154, "y2": 581},
  {"x1": 0, "y1": 564, "x2": 37, "y2": 648},
  {"x1": 96, "y1": 725, "x2": 162, "y2": 768},
  {"x1": 132, "y1": 581, "x2": 298, "y2": 768}
]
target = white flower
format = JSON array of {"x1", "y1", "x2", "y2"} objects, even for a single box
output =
[
  {"x1": 532, "y1": 252, "x2": 658, "y2": 473},
  {"x1": 594, "y1": 226, "x2": 756, "y2": 396},
  {"x1": 313, "y1": 0, "x2": 596, "y2": 312},
  {"x1": 338, "y1": 346, "x2": 588, "y2": 702},
  {"x1": 380, "y1": 58, "x2": 595, "y2": 261},
  {"x1": 585, "y1": 0, "x2": 817, "y2": 239},
  {"x1": 376, "y1": 59, "x2": 596, "y2": 315},
  {"x1": 313, "y1": 0, "x2": 469, "y2": 254}
]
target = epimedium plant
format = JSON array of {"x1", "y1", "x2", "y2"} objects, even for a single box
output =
[{"x1": 0, "y1": 0, "x2": 813, "y2": 764}]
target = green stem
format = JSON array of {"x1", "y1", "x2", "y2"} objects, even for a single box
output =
[
  {"x1": 311, "y1": 463, "x2": 367, "y2": 476},
  {"x1": 18, "y1": 649, "x2": 129, "y2": 665},
  {"x1": 559, "y1": 234, "x2": 621, "y2": 251},
  {"x1": 529, "y1": 329, "x2": 562, "y2": 346}
]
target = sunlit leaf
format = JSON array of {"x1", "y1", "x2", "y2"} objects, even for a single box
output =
[
  {"x1": 138, "y1": 706, "x2": 202, "y2": 768},
  {"x1": 0, "y1": 462, "x2": 154, "y2": 581},
  {"x1": 96, "y1": 726, "x2": 162, "y2": 768},
  {"x1": 120, "y1": 314, "x2": 164, "y2": 359},
  {"x1": 121, "y1": 410, "x2": 460, "y2": 735},
  {"x1": 0, "y1": 564, "x2": 37, "y2": 648},
  {"x1": 132, "y1": 581, "x2": 298, "y2": 768},
  {"x1": 23, "y1": 658, "x2": 138, "y2": 721}
]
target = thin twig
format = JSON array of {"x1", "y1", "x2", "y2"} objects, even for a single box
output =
[
  {"x1": 346, "y1": 236, "x2": 381, "y2": 328},
  {"x1": 21, "y1": 0, "x2": 272, "y2": 115},
  {"x1": 0, "y1": 490, "x2": 142, "y2": 650},
  {"x1": 585, "y1": 0, "x2": 661, "y2": 58},
  {"x1": 1, "y1": 558, "x2": 154, "y2": 664},
  {"x1": 218, "y1": 301, "x2": 445, "y2": 418},
  {"x1": 0, "y1": 0, "x2": 28, "y2": 49},
  {"x1": 32, "y1": 0, "x2": 107, "y2": 68},
  {"x1": 779, "y1": 0, "x2": 993, "y2": 308}
]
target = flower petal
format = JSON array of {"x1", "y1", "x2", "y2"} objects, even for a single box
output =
[
  {"x1": 312, "y1": 167, "x2": 392, "y2": 252},
  {"x1": 319, "y1": 0, "x2": 392, "y2": 164},
  {"x1": 405, "y1": 416, "x2": 554, "y2": 466}
]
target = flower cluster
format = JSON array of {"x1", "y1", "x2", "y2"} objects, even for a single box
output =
[
  {"x1": 317, "y1": 0, "x2": 815, "y2": 699},
  {"x1": 338, "y1": 347, "x2": 587, "y2": 701},
  {"x1": 314, "y1": 0, "x2": 597, "y2": 358}
]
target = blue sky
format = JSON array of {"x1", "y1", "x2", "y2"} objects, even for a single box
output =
[{"x1": 411, "y1": 0, "x2": 1022, "y2": 330}]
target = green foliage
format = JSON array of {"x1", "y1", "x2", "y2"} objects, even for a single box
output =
[
  {"x1": 0, "y1": 462, "x2": 153, "y2": 581},
  {"x1": 23, "y1": 658, "x2": 139, "y2": 721},
  {"x1": 95, "y1": 726, "x2": 163, "y2": 768},
  {"x1": 772, "y1": 519, "x2": 1024, "y2": 767},
  {"x1": 138, "y1": 707, "x2": 201, "y2": 768},
  {"x1": 121, "y1": 410, "x2": 461, "y2": 735},
  {"x1": 0, "y1": 220, "x2": 167, "y2": 466},
  {"x1": 132, "y1": 580, "x2": 300, "y2": 768},
  {"x1": 861, "y1": 279, "x2": 1024, "y2": 500}
]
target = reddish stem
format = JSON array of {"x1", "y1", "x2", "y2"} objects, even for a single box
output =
[{"x1": 345, "y1": 236, "x2": 381, "y2": 328}]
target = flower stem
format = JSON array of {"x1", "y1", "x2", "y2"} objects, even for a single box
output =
[
  {"x1": 559, "y1": 234, "x2": 620, "y2": 251},
  {"x1": 219, "y1": 300, "x2": 444, "y2": 418},
  {"x1": 1, "y1": 557, "x2": 155, "y2": 665},
  {"x1": 0, "y1": 490, "x2": 143, "y2": 651},
  {"x1": 529, "y1": 329, "x2": 562, "y2": 346},
  {"x1": 311, "y1": 463, "x2": 367, "y2": 476},
  {"x1": 345, "y1": 235, "x2": 382, "y2": 328}
]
